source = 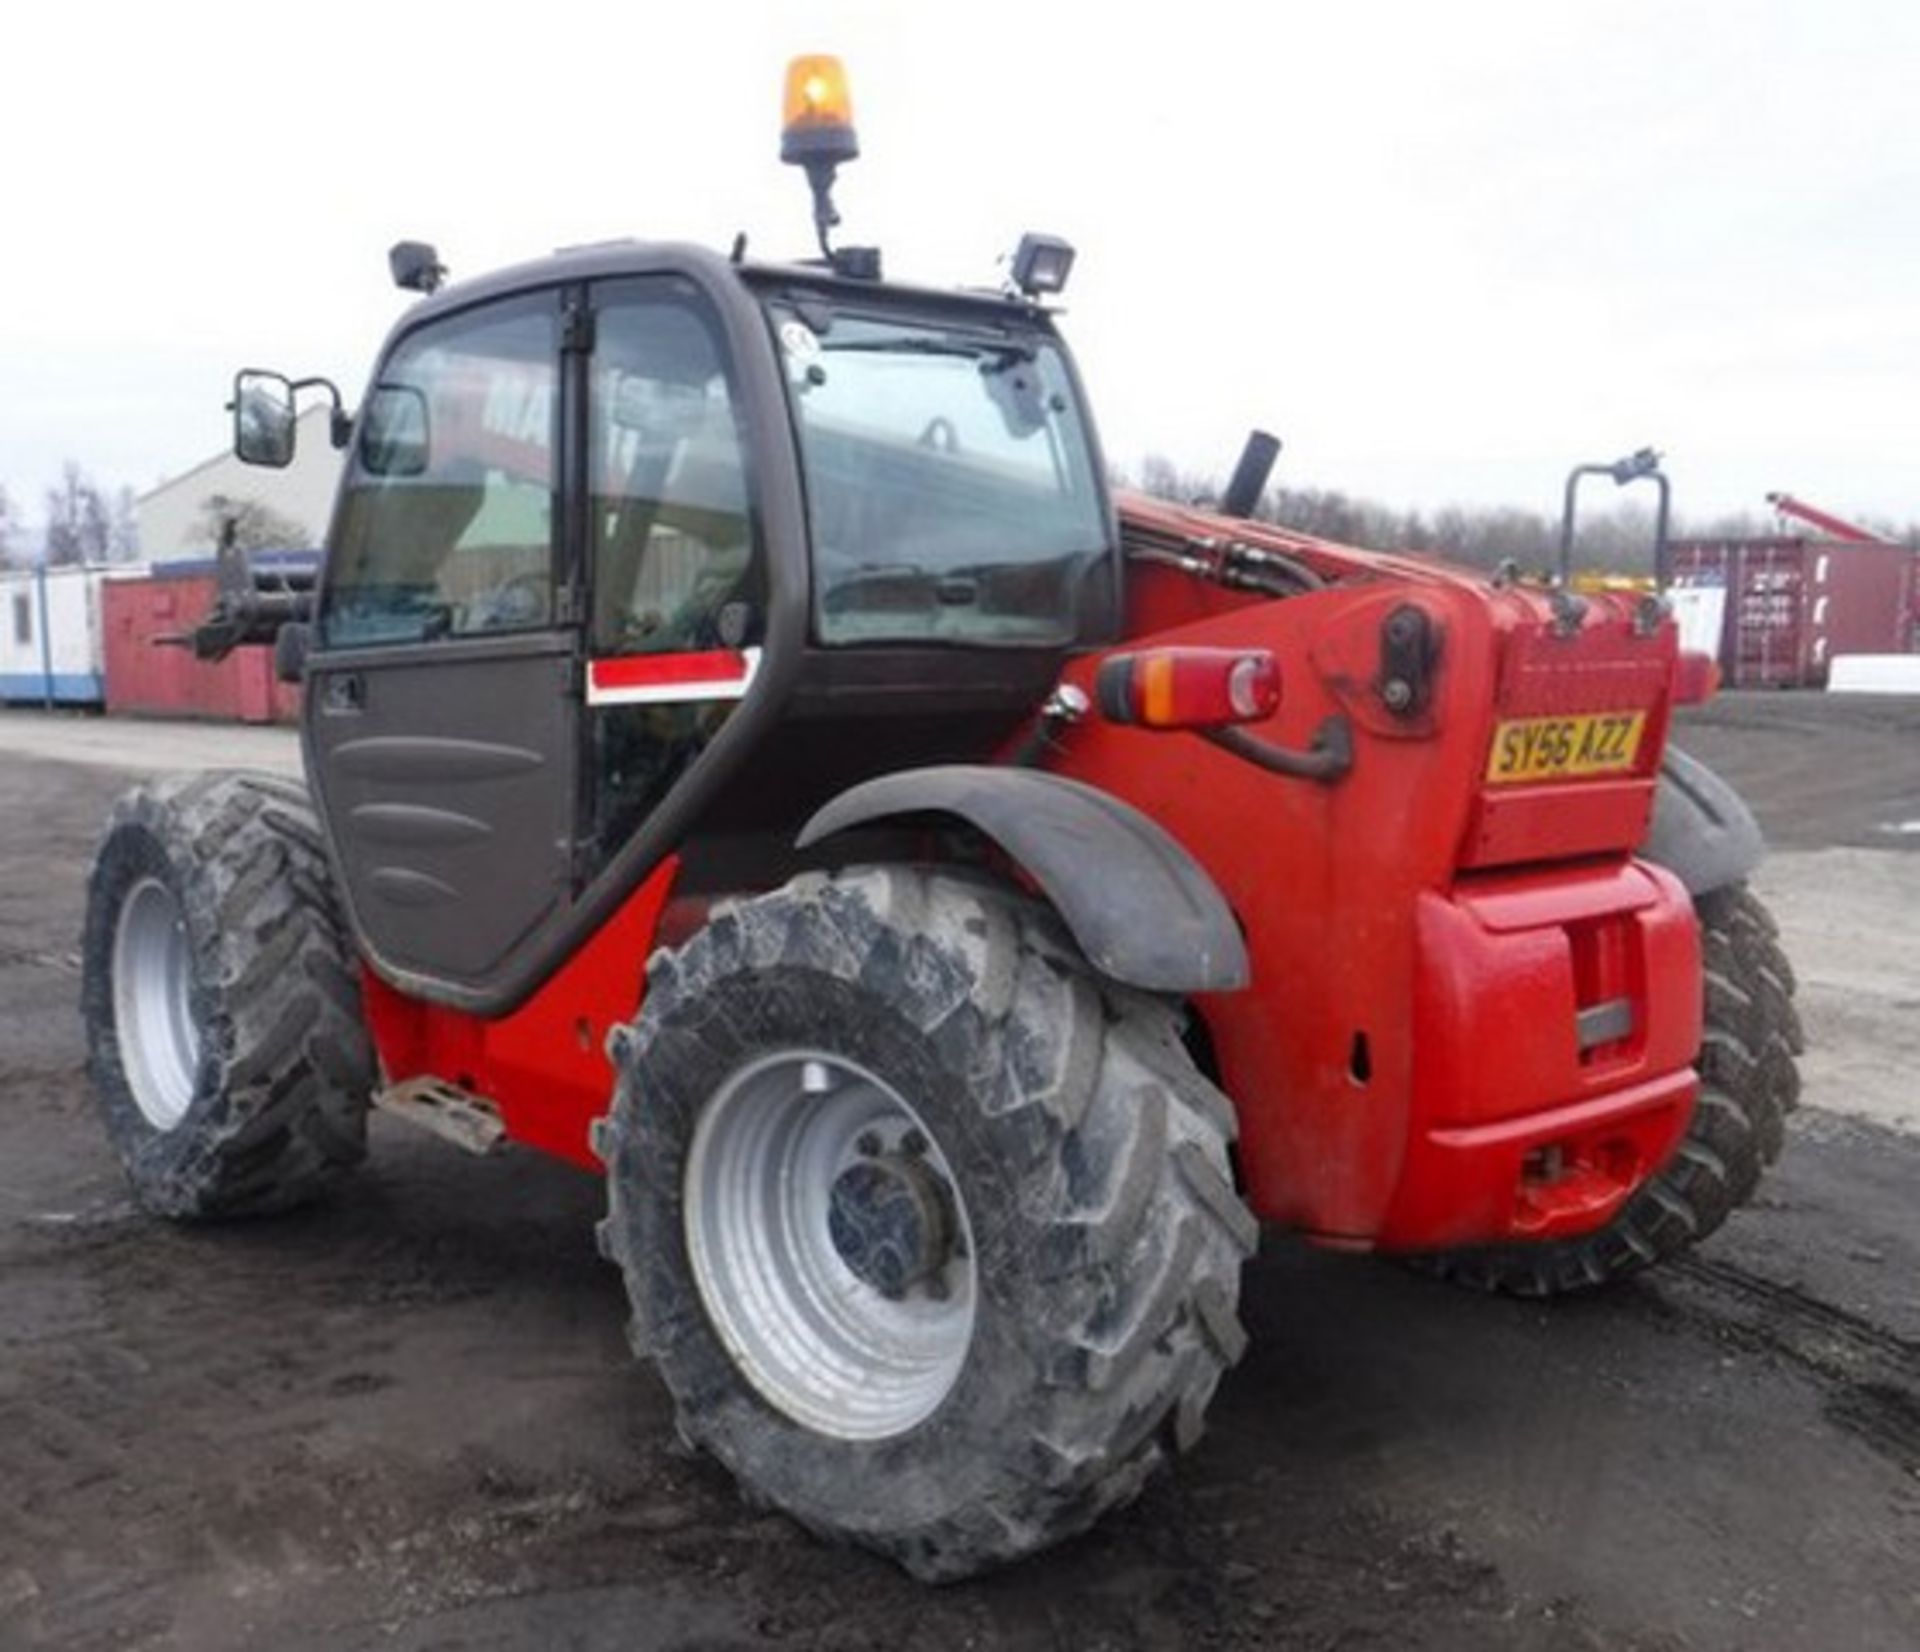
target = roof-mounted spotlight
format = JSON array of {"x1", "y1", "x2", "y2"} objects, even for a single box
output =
[
  {"x1": 1010, "y1": 233, "x2": 1076, "y2": 299},
  {"x1": 1608, "y1": 446, "x2": 1662, "y2": 485},
  {"x1": 388, "y1": 240, "x2": 447, "y2": 295}
]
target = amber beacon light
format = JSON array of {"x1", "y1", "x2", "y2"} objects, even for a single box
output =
[
  {"x1": 780, "y1": 55, "x2": 864, "y2": 267},
  {"x1": 782, "y1": 55, "x2": 858, "y2": 164}
]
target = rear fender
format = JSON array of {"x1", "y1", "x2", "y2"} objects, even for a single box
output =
[
  {"x1": 796, "y1": 765, "x2": 1250, "y2": 994},
  {"x1": 1641, "y1": 746, "x2": 1765, "y2": 897}
]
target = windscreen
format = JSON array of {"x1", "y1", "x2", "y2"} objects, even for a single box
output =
[{"x1": 770, "y1": 302, "x2": 1110, "y2": 646}]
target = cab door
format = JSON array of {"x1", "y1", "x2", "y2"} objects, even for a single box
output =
[
  {"x1": 576, "y1": 276, "x2": 765, "y2": 880},
  {"x1": 304, "y1": 290, "x2": 580, "y2": 1002}
]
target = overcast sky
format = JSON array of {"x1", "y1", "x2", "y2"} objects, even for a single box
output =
[{"x1": 3, "y1": 0, "x2": 1915, "y2": 529}]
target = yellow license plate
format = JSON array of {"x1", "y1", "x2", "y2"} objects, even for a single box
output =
[{"x1": 1486, "y1": 711, "x2": 1648, "y2": 784}]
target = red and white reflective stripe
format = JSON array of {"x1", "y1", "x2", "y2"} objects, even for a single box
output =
[{"x1": 586, "y1": 648, "x2": 762, "y2": 707}]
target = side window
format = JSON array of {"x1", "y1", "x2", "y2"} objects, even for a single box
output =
[
  {"x1": 590, "y1": 290, "x2": 759, "y2": 654},
  {"x1": 584, "y1": 284, "x2": 761, "y2": 877},
  {"x1": 323, "y1": 298, "x2": 557, "y2": 648},
  {"x1": 11, "y1": 592, "x2": 30, "y2": 647}
]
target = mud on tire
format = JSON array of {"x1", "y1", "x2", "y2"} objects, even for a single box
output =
[
  {"x1": 597, "y1": 866, "x2": 1255, "y2": 1581},
  {"x1": 1418, "y1": 881, "x2": 1804, "y2": 1297},
  {"x1": 81, "y1": 771, "x2": 374, "y2": 1218}
]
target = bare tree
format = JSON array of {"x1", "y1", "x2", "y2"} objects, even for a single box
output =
[
  {"x1": 191, "y1": 493, "x2": 311, "y2": 554},
  {"x1": 0, "y1": 484, "x2": 22, "y2": 567},
  {"x1": 1128, "y1": 452, "x2": 1219, "y2": 508},
  {"x1": 110, "y1": 486, "x2": 141, "y2": 562},
  {"x1": 1119, "y1": 454, "x2": 1920, "y2": 572},
  {"x1": 44, "y1": 462, "x2": 113, "y2": 565}
]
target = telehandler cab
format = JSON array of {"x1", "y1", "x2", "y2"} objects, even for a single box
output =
[{"x1": 82, "y1": 56, "x2": 1801, "y2": 1579}]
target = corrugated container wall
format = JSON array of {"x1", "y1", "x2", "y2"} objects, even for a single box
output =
[
  {"x1": 102, "y1": 570, "x2": 301, "y2": 724},
  {"x1": 1667, "y1": 538, "x2": 1918, "y2": 688}
]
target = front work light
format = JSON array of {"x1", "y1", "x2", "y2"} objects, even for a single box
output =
[
  {"x1": 1095, "y1": 647, "x2": 1281, "y2": 730},
  {"x1": 1011, "y1": 232, "x2": 1076, "y2": 298},
  {"x1": 388, "y1": 240, "x2": 446, "y2": 295},
  {"x1": 782, "y1": 54, "x2": 859, "y2": 167}
]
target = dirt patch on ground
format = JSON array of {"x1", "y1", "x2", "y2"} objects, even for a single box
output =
[
  {"x1": 2, "y1": 707, "x2": 1917, "y2": 1650},
  {"x1": 1673, "y1": 692, "x2": 1920, "y2": 853}
]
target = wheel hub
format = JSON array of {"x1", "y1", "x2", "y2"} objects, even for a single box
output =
[
  {"x1": 682, "y1": 1050, "x2": 979, "y2": 1441},
  {"x1": 828, "y1": 1144, "x2": 956, "y2": 1299},
  {"x1": 111, "y1": 876, "x2": 200, "y2": 1132}
]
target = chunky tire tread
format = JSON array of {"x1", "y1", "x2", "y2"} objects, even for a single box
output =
[
  {"x1": 600, "y1": 866, "x2": 1252, "y2": 1581},
  {"x1": 81, "y1": 770, "x2": 373, "y2": 1218},
  {"x1": 1417, "y1": 880, "x2": 1798, "y2": 1298}
]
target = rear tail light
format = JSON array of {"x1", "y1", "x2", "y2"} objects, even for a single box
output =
[
  {"x1": 1672, "y1": 650, "x2": 1720, "y2": 705},
  {"x1": 1094, "y1": 647, "x2": 1281, "y2": 729}
]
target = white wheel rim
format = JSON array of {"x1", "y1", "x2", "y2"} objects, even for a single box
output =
[
  {"x1": 112, "y1": 877, "x2": 200, "y2": 1131},
  {"x1": 683, "y1": 1050, "x2": 978, "y2": 1441}
]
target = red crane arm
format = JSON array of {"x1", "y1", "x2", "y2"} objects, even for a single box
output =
[{"x1": 1765, "y1": 491, "x2": 1887, "y2": 543}]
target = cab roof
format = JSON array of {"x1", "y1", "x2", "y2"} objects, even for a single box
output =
[{"x1": 395, "y1": 239, "x2": 1059, "y2": 333}]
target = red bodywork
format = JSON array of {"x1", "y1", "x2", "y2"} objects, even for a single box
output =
[{"x1": 362, "y1": 493, "x2": 1705, "y2": 1252}]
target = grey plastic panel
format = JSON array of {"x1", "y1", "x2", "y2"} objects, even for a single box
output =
[
  {"x1": 330, "y1": 737, "x2": 545, "y2": 783},
  {"x1": 798, "y1": 765, "x2": 1250, "y2": 994},
  {"x1": 306, "y1": 642, "x2": 577, "y2": 990},
  {"x1": 348, "y1": 802, "x2": 495, "y2": 848},
  {"x1": 1641, "y1": 745, "x2": 1766, "y2": 896}
]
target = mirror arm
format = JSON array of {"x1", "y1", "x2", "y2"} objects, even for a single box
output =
[{"x1": 290, "y1": 376, "x2": 353, "y2": 449}]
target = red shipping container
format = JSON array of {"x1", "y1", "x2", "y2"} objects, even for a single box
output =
[
  {"x1": 1667, "y1": 538, "x2": 1918, "y2": 688},
  {"x1": 102, "y1": 570, "x2": 302, "y2": 724}
]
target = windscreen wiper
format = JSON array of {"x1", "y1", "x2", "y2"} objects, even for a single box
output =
[{"x1": 820, "y1": 337, "x2": 1037, "y2": 369}]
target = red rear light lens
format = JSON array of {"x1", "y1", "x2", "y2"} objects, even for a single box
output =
[
  {"x1": 1672, "y1": 650, "x2": 1720, "y2": 705},
  {"x1": 1094, "y1": 647, "x2": 1282, "y2": 729}
]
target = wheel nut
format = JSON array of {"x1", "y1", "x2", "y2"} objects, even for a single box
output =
[
  {"x1": 901, "y1": 1128, "x2": 928, "y2": 1157},
  {"x1": 856, "y1": 1130, "x2": 882, "y2": 1158}
]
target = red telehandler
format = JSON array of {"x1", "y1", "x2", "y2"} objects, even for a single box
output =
[{"x1": 80, "y1": 58, "x2": 1800, "y2": 1579}]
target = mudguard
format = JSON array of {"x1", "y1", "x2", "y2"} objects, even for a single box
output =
[
  {"x1": 796, "y1": 765, "x2": 1250, "y2": 994},
  {"x1": 1641, "y1": 746, "x2": 1766, "y2": 896}
]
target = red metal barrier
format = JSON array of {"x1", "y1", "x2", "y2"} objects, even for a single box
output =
[{"x1": 102, "y1": 572, "x2": 302, "y2": 724}]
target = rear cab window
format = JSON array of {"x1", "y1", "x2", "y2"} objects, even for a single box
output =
[{"x1": 765, "y1": 297, "x2": 1112, "y2": 648}]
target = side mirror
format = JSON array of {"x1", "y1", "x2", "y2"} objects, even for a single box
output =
[
  {"x1": 234, "y1": 370, "x2": 298, "y2": 468},
  {"x1": 360, "y1": 384, "x2": 431, "y2": 476},
  {"x1": 273, "y1": 621, "x2": 312, "y2": 685}
]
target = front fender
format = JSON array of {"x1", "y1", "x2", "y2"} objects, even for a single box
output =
[
  {"x1": 1641, "y1": 746, "x2": 1766, "y2": 896},
  {"x1": 796, "y1": 765, "x2": 1250, "y2": 994}
]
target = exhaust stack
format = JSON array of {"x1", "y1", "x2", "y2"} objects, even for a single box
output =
[{"x1": 1222, "y1": 430, "x2": 1281, "y2": 520}]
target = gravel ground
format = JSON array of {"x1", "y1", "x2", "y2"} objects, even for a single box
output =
[{"x1": 0, "y1": 696, "x2": 1915, "y2": 1651}]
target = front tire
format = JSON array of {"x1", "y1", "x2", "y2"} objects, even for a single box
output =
[
  {"x1": 598, "y1": 867, "x2": 1254, "y2": 1581},
  {"x1": 81, "y1": 771, "x2": 374, "y2": 1218},
  {"x1": 1417, "y1": 881, "x2": 1803, "y2": 1296}
]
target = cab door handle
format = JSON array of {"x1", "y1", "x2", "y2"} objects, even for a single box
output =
[{"x1": 320, "y1": 673, "x2": 364, "y2": 714}]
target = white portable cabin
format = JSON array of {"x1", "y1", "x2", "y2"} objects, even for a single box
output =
[{"x1": 0, "y1": 564, "x2": 128, "y2": 707}]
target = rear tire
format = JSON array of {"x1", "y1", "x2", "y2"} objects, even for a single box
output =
[
  {"x1": 1415, "y1": 881, "x2": 1802, "y2": 1297},
  {"x1": 81, "y1": 771, "x2": 373, "y2": 1218},
  {"x1": 598, "y1": 866, "x2": 1254, "y2": 1581}
]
